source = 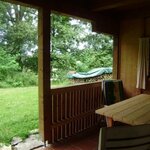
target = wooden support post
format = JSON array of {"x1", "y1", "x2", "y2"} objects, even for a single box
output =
[
  {"x1": 113, "y1": 36, "x2": 119, "y2": 79},
  {"x1": 38, "y1": 7, "x2": 52, "y2": 143}
]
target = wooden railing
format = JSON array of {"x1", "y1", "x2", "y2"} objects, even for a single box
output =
[{"x1": 50, "y1": 81, "x2": 103, "y2": 143}]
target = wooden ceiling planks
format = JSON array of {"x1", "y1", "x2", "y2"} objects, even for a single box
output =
[
  {"x1": 4, "y1": 0, "x2": 150, "y2": 34},
  {"x1": 91, "y1": 0, "x2": 150, "y2": 12}
]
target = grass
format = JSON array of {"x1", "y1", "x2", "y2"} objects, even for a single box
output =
[
  {"x1": 0, "y1": 82, "x2": 73, "y2": 145},
  {"x1": 0, "y1": 87, "x2": 38, "y2": 145}
]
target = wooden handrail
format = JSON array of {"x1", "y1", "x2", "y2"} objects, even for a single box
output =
[{"x1": 49, "y1": 81, "x2": 103, "y2": 143}]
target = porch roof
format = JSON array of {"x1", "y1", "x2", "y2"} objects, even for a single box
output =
[
  {"x1": 6, "y1": 0, "x2": 150, "y2": 35},
  {"x1": 7, "y1": 0, "x2": 150, "y2": 19}
]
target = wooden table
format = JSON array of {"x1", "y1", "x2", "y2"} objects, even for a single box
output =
[{"x1": 96, "y1": 94, "x2": 150, "y2": 127}]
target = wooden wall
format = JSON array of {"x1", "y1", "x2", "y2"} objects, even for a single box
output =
[
  {"x1": 144, "y1": 18, "x2": 150, "y2": 94},
  {"x1": 119, "y1": 17, "x2": 150, "y2": 97}
]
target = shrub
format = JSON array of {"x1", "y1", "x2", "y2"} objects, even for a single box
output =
[
  {"x1": 0, "y1": 48, "x2": 20, "y2": 81},
  {"x1": 12, "y1": 71, "x2": 38, "y2": 87},
  {"x1": 0, "y1": 71, "x2": 38, "y2": 88}
]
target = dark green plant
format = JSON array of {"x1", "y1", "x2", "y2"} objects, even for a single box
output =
[{"x1": 0, "y1": 48, "x2": 19, "y2": 81}]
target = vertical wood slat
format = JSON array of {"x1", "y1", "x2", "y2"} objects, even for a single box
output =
[{"x1": 49, "y1": 82, "x2": 103, "y2": 143}]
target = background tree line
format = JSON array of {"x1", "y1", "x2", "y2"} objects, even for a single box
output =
[{"x1": 0, "y1": 1, "x2": 113, "y2": 87}]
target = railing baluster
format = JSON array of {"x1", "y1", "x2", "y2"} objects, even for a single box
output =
[{"x1": 50, "y1": 82, "x2": 103, "y2": 143}]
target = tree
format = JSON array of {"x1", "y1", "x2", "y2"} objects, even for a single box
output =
[
  {"x1": 51, "y1": 13, "x2": 86, "y2": 80},
  {"x1": 0, "y1": 2, "x2": 38, "y2": 71},
  {"x1": 0, "y1": 1, "x2": 113, "y2": 85},
  {"x1": 0, "y1": 47, "x2": 19, "y2": 80},
  {"x1": 51, "y1": 13, "x2": 113, "y2": 80}
]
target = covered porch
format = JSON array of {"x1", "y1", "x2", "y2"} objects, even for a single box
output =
[{"x1": 5, "y1": 0, "x2": 150, "y2": 149}]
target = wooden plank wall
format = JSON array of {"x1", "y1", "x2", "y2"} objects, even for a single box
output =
[{"x1": 119, "y1": 17, "x2": 150, "y2": 97}]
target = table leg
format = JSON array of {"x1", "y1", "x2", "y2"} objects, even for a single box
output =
[{"x1": 106, "y1": 117, "x2": 113, "y2": 127}]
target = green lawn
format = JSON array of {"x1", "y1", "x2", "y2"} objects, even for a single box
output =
[{"x1": 0, "y1": 87, "x2": 38, "y2": 144}]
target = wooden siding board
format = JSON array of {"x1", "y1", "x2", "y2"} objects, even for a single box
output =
[{"x1": 119, "y1": 19, "x2": 144, "y2": 97}]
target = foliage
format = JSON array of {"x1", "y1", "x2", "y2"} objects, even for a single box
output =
[
  {"x1": 0, "y1": 47, "x2": 19, "y2": 81},
  {"x1": 51, "y1": 13, "x2": 113, "y2": 81},
  {"x1": 0, "y1": 71, "x2": 38, "y2": 88},
  {"x1": 0, "y1": 2, "x2": 38, "y2": 72},
  {"x1": 0, "y1": 87, "x2": 38, "y2": 144},
  {"x1": 0, "y1": 2, "x2": 38, "y2": 88},
  {"x1": 0, "y1": 1, "x2": 113, "y2": 87},
  {"x1": 0, "y1": 47, "x2": 37, "y2": 88},
  {"x1": 0, "y1": 46, "x2": 37, "y2": 87}
]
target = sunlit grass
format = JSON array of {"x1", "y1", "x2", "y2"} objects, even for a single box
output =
[
  {"x1": 0, "y1": 82, "x2": 73, "y2": 145},
  {"x1": 0, "y1": 87, "x2": 38, "y2": 144}
]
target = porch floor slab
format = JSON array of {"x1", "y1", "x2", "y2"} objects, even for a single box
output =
[{"x1": 39, "y1": 133, "x2": 99, "y2": 150}]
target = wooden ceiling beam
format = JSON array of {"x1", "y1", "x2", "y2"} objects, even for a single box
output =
[
  {"x1": 92, "y1": 14, "x2": 119, "y2": 35},
  {"x1": 92, "y1": 0, "x2": 150, "y2": 11},
  {"x1": 3, "y1": 0, "x2": 48, "y2": 8},
  {"x1": 3, "y1": 0, "x2": 98, "y2": 21},
  {"x1": 2, "y1": 0, "x2": 121, "y2": 21},
  {"x1": 4, "y1": 0, "x2": 120, "y2": 35}
]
